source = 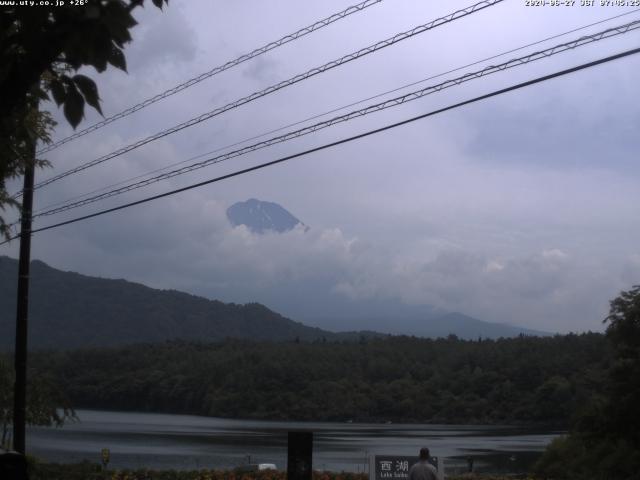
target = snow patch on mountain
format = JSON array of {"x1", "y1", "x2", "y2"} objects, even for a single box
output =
[{"x1": 226, "y1": 199, "x2": 307, "y2": 234}]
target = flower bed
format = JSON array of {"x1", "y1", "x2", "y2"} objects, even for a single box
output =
[{"x1": 28, "y1": 461, "x2": 541, "y2": 480}]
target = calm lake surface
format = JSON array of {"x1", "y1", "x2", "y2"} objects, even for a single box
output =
[{"x1": 26, "y1": 409, "x2": 561, "y2": 474}]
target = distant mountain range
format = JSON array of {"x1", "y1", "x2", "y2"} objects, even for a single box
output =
[
  {"x1": 306, "y1": 311, "x2": 546, "y2": 339},
  {"x1": 227, "y1": 198, "x2": 307, "y2": 233},
  {"x1": 0, "y1": 256, "x2": 547, "y2": 351}
]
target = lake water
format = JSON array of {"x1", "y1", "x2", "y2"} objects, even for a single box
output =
[{"x1": 26, "y1": 409, "x2": 561, "y2": 475}]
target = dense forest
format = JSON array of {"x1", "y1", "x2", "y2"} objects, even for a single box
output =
[{"x1": 28, "y1": 333, "x2": 609, "y2": 426}]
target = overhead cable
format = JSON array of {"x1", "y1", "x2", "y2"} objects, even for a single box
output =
[
  {"x1": 36, "y1": 0, "x2": 383, "y2": 155},
  {"x1": 1, "y1": 46, "x2": 636, "y2": 246},
  {"x1": 32, "y1": 8, "x2": 639, "y2": 216},
  {"x1": 27, "y1": 0, "x2": 504, "y2": 194},
  {"x1": 29, "y1": 19, "x2": 640, "y2": 220}
]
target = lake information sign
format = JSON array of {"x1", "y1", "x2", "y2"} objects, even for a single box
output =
[{"x1": 371, "y1": 455, "x2": 441, "y2": 480}]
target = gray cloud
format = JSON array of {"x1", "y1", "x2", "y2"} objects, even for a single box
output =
[
  {"x1": 3, "y1": 0, "x2": 639, "y2": 335},
  {"x1": 126, "y1": 2, "x2": 198, "y2": 73}
]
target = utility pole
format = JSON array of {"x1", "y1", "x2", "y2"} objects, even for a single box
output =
[{"x1": 13, "y1": 140, "x2": 35, "y2": 455}]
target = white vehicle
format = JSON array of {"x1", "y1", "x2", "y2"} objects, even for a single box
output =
[{"x1": 236, "y1": 463, "x2": 277, "y2": 472}]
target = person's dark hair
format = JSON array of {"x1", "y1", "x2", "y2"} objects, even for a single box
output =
[{"x1": 419, "y1": 447, "x2": 430, "y2": 460}]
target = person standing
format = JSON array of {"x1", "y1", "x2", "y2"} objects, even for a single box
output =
[{"x1": 408, "y1": 447, "x2": 437, "y2": 480}]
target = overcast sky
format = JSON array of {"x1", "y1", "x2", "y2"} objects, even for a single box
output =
[{"x1": 3, "y1": 0, "x2": 640, "y2": 333}]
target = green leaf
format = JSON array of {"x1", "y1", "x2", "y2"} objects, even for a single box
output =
[
  {"x1": 85, "y1": 5, "x2": 100, "y2": 19},
  {"x1": 33, "y1": 87, "x2": 50, "y2": 102},
  {"x1": 128, "y1": 0, "x2": 144, "y2": 10},
  {"x1": 108, "y1": 45, "x2": 127, "y2": 72},
  {"x1": 104, "y1": 2, "x2": 137, "y2": 30},
  {"x1": 92, "y1": 54, "x2": 108, "y2": 73},
  {"x1": 103, "y1": 15, "x2": 132, "y2": 48},
  {"x1": 103, "y1": 2, "x2": 135, "y2": 47},
  {"x1": 89, "y1": 28, "x2": 113, "y2": 73},
  {"x1": 73, "y1": 74, "x2": 102, "y2": 116},
  {"x1": 63, "y1": 84, "x2": 85, "y2": 129},
  {"x1": 50, "y1": 79, "x2": 66, "y2": 106}
]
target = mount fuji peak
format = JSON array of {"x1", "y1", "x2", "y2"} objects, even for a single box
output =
[{"x1": 226, "y1": 199, "x2": 307, "y2": 234}]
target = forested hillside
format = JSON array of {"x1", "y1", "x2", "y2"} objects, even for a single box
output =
[
  {"x1": 0, "y1": 256, "x2": 334, "y2": 349},
  {"x1": 0, "y1": 256, "x2": 547, "y2": 345},
  {"x1": 30, "y1": 333, "x2": 608, "y2": 426},
  {"x1": 535, "y1": 286, "x2": 640, "y2": 479}
]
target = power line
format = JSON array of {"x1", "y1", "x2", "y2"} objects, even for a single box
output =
[
  {"x1": 26, "y1": 0, "x2": 503, "y2": 194},
  {"x1": 28, "y1": 19, "x2": 640, "y2": 220},
  {"x1": 2, "y1": 46, "x2": 637, "y2": 245},
  {"x1": 36, "y1": 0, "x2": 383, "y2": 156},
  {"x1": 32, "y1": 8, "x2": 639, "y2": 216}
]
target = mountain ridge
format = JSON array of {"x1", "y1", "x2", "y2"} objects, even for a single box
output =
[
  {"x1": 226, "y1": 198, "x2": 306, "y2": 234},
  {"x1": 0, "y1": 256, "x2": 334, "y2": 350},
  {"x1": 305, "y1": 311, "x2": 547, "y2": 339},
  {"x1": 0, "y1": 256, "x2": 548, "y2": 351}
]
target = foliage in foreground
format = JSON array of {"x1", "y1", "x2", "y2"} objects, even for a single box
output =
[
  {"x1": 28, "y1": 462, "x2": 370, "y2": 480},
  {"x1": 535, "y1": 286, "x2": 640, "y2": 480},
  {"x1": 0, "y1": 0, "x2": 167, "y2": 239},
  {"x1": 0, "y1": 358, "x2": 74, "y2": 448},
  {"x1": 28, "y1": 461, "x2": 537, "y2": 480},
  {"x1": 536, "y1": 434, "x2": 640, "y2": 480}
]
